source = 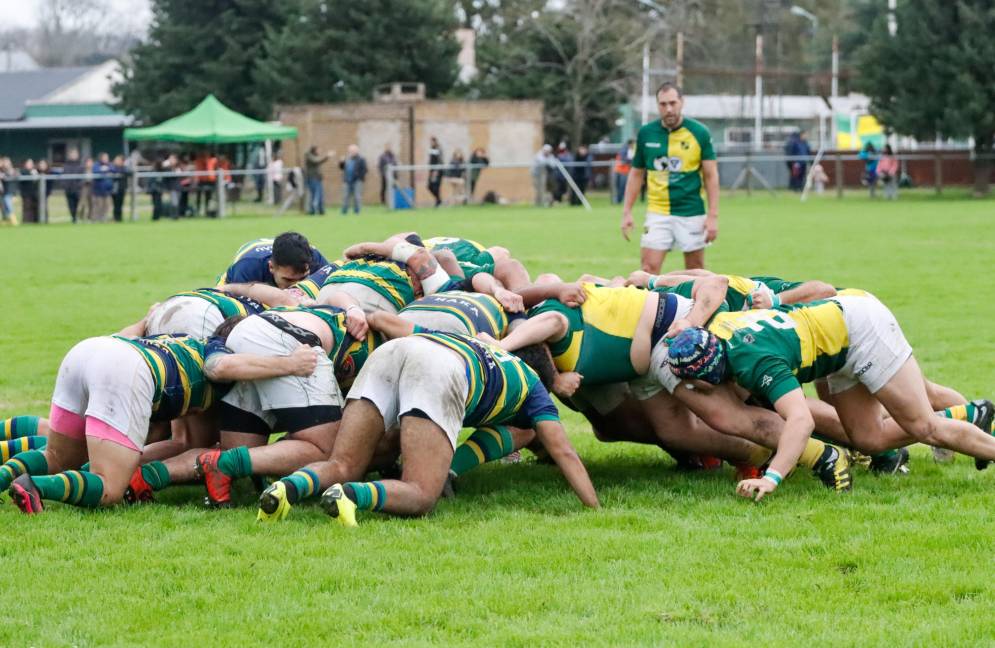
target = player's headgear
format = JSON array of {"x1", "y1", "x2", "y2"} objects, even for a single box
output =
[{"x1": 666, "y1": 327, "x2": 727, "y2": 384}]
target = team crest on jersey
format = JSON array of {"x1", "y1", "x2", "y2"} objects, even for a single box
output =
[{"x1": 654, "y1": 156, "x2": 683, "y2": 172}]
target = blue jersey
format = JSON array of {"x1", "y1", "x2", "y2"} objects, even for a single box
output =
[{"x1": 217, "y1": 238, "x2": 330, "y2": 287}]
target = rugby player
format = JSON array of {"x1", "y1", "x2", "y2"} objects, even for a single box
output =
[
  {"x1": 480, "y1": 276, "x2": 850, "y2": 488},
  {"x1": 7, "y1": 323, "x2": 317, "y2": 513},
  {"x1": 620, "y1": 82, "x2": 719, "y2": 272},
  {"x1": 217, "y1": 232, "x2": 331, "y2": 288},
  {"x1": 666, "y1": 292, "x2": 995, "y2": 500},
  {"x1": 422, "y1": 235, "x2": 531, "y2": 290},
  {"x1": 256, "y1": 333, "x2": 599, "y2": 524}
]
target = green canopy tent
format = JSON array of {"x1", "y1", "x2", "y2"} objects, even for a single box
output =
[
  {"x1": 124, "y1": 94, "x2": 297, "y2": 143},
  {"x1": 123, "y1": 95, "x2": 298, "y2": 218}
]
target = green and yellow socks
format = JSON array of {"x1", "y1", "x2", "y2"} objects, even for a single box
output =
[
  {"x1": 0, "y1": 436, "x2": 46, "y2": 462},
  {"x1": 279, "y1": 468, "x2": 320, "y2": 504},
  {"x1": 139, "y1": 461, "x2": 171, "y2": 492},
  {"x1": 342, "y1": 482, "x2": 386, "y2": 511},
  {"x1": 217, "y1": 446, "x2": 253, "y2": 479},
  {"x1": 33, "y1": 471, "x2": 104, "y2": 507},
  {"x1": 1, "y1": 415, "x2": 40, "y2": 440},
  {"x1": 0, "y1": 449, "x2": 48, "y2": 491},
  {"x1": 938, "y1": 402, "x2": 994, "y2": 432},
  {"x1": 450, "y1": 425, "x2": 515, "y2": 477}
]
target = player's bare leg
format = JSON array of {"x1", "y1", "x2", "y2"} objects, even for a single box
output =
[
  {"x1": 683, "y1": 248, "x2": 705, "y2": 270},
  {"x1": 640, "y1": 247, "x2": 666, "y2": 274}
]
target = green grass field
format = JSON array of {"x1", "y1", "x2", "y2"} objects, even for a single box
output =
[{"x1": 2, "y1": 190, "x2": 994, "y2": 646}]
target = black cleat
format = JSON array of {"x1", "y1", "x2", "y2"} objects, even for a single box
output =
[
  {"x1": 972, "y1": 399, "x2": 995, "y2": 470},
  {"x1": 813, "y1": 444, "x2": 853, "y2": 492},
  {"x1": 870, "y1": 447, "x2": 910, "y2": 475}
]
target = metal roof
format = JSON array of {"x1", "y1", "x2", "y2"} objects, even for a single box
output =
[
  {"x1": 0, "y1": 115, "x2": 133, "y2": 130},
  {"x1": 0, "y1": 67, "x2": 93, "y2": 120}
]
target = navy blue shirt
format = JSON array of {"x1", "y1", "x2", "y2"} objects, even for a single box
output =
[{"x1": 217, "y1": 238, "x2": 330, "y2": 287}]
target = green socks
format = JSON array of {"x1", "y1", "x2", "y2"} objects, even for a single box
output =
[
  {"x1": 343, "y1": 481, "x2": 386, "y2": 511},
  {"x1": 1, "y1": 415, "x2": 40, "y2": 440},
  {"x1": 34, "y1": 471, "x2": 104, "y2": 507},
  {"x1": 0, "y1": 436, "x2": 46, "y2": 462},
  {"x1": 141, "y1": 461, "x2": 171, "y2": 491},
  {"x1": 450, "y1": 425, "x2": 515, "y2": 477},
  {"x1": 217, "y1": 446, "x2": 253, "y2": 479},
  {"x1": 0, "y1": 449, "x2": 48, "y2": 491},
  {"x1": 280, "y1": 468, "x2": 320, "y2": 504}
]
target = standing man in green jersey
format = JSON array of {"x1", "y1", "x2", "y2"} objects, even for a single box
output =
[{"x1": 620, "y1": 82, "x2": 719, "y2": 273}]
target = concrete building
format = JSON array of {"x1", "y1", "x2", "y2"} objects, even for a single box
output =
[
  {"x1": 277, "y1": 96, "x2": 544, "y2": 206},
  {"x1": 0, "y1": 60, "x2": 133, "y2": 163}
]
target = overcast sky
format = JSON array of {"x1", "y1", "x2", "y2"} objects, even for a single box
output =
[{"x1": 0, "y1": 0, "x2": 151, "y2": 31}]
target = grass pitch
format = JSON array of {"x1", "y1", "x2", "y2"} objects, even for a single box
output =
[{"x1": 2, "y1": 190, "x2": 994, "y2": 646}]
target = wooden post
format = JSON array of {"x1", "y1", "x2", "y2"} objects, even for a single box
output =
[{"x1": 835, "y1": 150, "x2": 844, "y2": 198}]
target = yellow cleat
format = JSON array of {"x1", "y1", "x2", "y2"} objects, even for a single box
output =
[
  {"x1": 814, "y1": 444, "x2": 853, "y2": 492},
  {"x1": 256, "y1": 481, "x2": 292, "y2": 522},
  {"x1": 320, "y1": 483, "x2": 358, "y2": 528}
]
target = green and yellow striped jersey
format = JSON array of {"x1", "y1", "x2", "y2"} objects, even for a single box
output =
[
  {"x1": 322, "y1": 256, "x2": 416, "y2": 311},
  {"x1": 400, "y1": 291, "x2": 512, "y2": 338},
  {"x1": 414, "y1": 332, "x2": 560, "y2": 429},
  {"x1": 172, "y1": 288, "x2": 266, "y2": 319},
  {"x1": 424, "y1": 236, "x2": 495, "y2": 267},
  {"x1": 112, "y1": 335, "x2": 231, "y2": 421},
  {"x1": 708, "y1": 300, "x2": 850, "y2": 403}
]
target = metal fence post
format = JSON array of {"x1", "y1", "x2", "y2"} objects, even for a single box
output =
[
  {"x1": 217, "y1": 173, "x2": 226, "y2": 218},
  {"x1": 130, "y1": 171, "x2": 139, "y2": 221},
  {"x1": 39, "y1": 175, "x2": 47, "y2": 223},
  {"x1": 835, "y1": 151, "x2": 844, "y2": 198},
  {"x1": 386, "y1": 163, "x2": 395, "y2": 210}
]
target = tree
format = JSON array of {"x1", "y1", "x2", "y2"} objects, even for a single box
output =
[
  {"x1": 115, "y1": 0, "x2": 288, "y2": 123},
  {"x1": 469, "y1": 0, "x2": 647, "y2": 146},
  {"x1": 253, "y1": 0, "x2": 460, "y2": 108},
  {"x1": 856, "y1": 1, "x2": 995, "y2": 195}
]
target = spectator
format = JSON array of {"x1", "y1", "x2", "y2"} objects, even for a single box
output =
[
  {"x1": 161, "y1": 153, "x2": 179, "y2": 219},
  {"x1": 377, "y1": 144, "x2": 397, "y2": 204},
  {"x1": 446, "y1": 149, "x2": 467, "y2": 205},
  {"x1": 553, "y1": 142, "x2": 573, "y2": 203},
  {"x1": 18, "y1": 159, "x2": 39, "y2": 224},
  {"x1": 268, "y1": 151, "x2": 284, "y2": 204},
  {"x1": 250, "y1": 145, "x2": 267, "y2": 202},
  {"x1": 613, "y1": 139, "x2": 634, "y2": 204},
  {"x1": 36, "y1": 159, "x2": 53, "y2": 219},
  {"x1": 305, "y1": 145, "x2": 331, "y2": 215},
  {"x1": 0, "y1": 157, "x2": 11, "y2": 223},
  {"x1": 111, "y1": 154, "x2": 128, "y2": 221},
  {"x1": 468, "y1": 147, "x2": 489, "y2": 200},
  {"x1": 859, "y1": 142, "x2": 879, "y2": 198},
  {"x1": 531, "y1": 144, "x2": 555, "y2": 207},
  {"x1": 810, "y1": 163, "x2": 829, "y2": 194},
  {"x1": 177, "y1": 154, "x2": 193, "y2": 217},
  {"x1": 79, "y1": 158, "x2": 94, "y2": 222},
  {"x1": 62, "y1": 148, "x2": 84, "y2": 223},
  {"x1": 339, "y1": 144, "x2": 367, "y2": 215},
  {"x1": 91, "y1": 153, "x2": 114, "y2": 221},
  {"x1": 877, "y1": 144, "x2": 899, "y2": 200},
  {"x1": 784, "y1": 131, "x2": 811, "y2": 192},
  {"x1": 427, "y1": 136, "x2": 444, "y2": 207},
  {"x1": 150, "y1": 156, "x2": 165, "y2": 221},
  {"x1": 279, "y1": 166, "x2": 304, "y2": 215},
  {"x1": 570, "y1": 145, "x2": 592, "y2": 206}
]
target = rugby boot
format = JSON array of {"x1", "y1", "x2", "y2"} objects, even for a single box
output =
[
  {"x1": 10, "y1": 474, "x2": 43, "y2": 514},
  {"x1": 972, "y1": 399, "x2": 995, "y2": 470},
  {"x1": 320, "y1": 483, "x2": 358, "y2": 528},
  {"x1": 812, "y1": 444, "x2": 852, "y2": 492},
  {"x1": 257, "y1": 481, "x2": 292, "y2": 522},
  {"x1": 123, "y1": 466, "x2": 155, "y2": 504},
  {"x1": 870, "y1": 447, "x2": 910, "y2": 475},
  {"x1": 195, "y1": 449, "x2": 233, "y2": 507}
]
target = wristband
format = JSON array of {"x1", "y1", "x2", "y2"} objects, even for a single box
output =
[
  {"x1": 390, "y1": 241, "x2": 420, "y2": 263},
  {"x1": 771, "y1": 294, "x2": 781, "y2": 308},
  {"x1": 421, "y1": 265, "x2": 452, "y2": 295},
  {"x1": 762, "y1": 469, "x2": 783, "y2": 486},
  {"x1": 647, "y1": 275, "x2": 657, "y2": 290}
]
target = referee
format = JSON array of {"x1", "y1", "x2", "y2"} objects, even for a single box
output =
[{"x1": 620, "y1": 82, "x2": 719, "y2": 272}]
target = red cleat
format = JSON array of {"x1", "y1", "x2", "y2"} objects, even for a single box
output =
[
  {"x1": 124, "y1": 467, "x2": 155, "y2": 504},
  {"x1": 698, "y1": 455, "x2": 723, "y2": 471},
  {"x1": 195, "y1": 449, "x2": 232, "y2": 507},
  {"x1": 733, "y1": 462, "x2": 762, "y2": 481},
  {"x1": 10, "y1": 474, "x2": 44, "y2": 514}
]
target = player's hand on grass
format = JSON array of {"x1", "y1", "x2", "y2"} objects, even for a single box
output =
[
  {"x1": 705, "y1": 214, "x2": 719, "y2": 243},
  {"x1": 749, "y1": 290, "x2": 772, "y2": 309},
  {"x1": 287, "y1": 345, "x2": 320, "y2": 376},
  {"x1": 620, "y1": 211, "x2": 634, "y2": 241},
  {"x1": 557, "y1": 283, "x2": 586, "y2": 307},
  {"x1": 736, "y1": 477, "x2": 775, "y2": 502},
  {"x1": 494, "y1": 287, "x2": 524, "y2": 313},
  {"x1": 666, "y1": 318, "x2": 693, "y2": 338},
  {"x1": 344, "y1": 305, "x2": 368, "y2": 339},
  {"x1": 553, "y1": 371, "x2": 583, "y2": 398},
  {"x1": 626, "y1": 270, "x2": 652, "y2": 288}
]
